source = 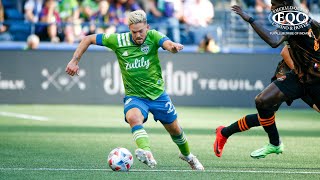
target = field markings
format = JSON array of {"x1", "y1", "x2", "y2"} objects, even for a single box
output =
[
  {"x1": 1, "y1": 168, "x2": 320, "y2": 174},
  {"x1": 0, "y1": 112, "x2": 49, "y2": 121}
]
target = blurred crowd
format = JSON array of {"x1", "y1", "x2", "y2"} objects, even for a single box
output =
[
  {"x1": 0, "y1": 0, "x2": 319, "y2": 52},
  {"x1": 1, "y1": 0, "x2": 216, "y2": 45},
  {"x1": 240, "y1": 0, "x2": 320, "y2": 13}
]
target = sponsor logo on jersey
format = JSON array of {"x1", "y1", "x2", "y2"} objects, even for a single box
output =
[
  {"x1": 125, "y1": 57, "x2": 150, "y2": 70},
  {"x1": 268, "y1": 6, "x2": 310, "y2": 33},
  {"x1": 141, "y1": 44, "x2": 149, "y2": 54}
]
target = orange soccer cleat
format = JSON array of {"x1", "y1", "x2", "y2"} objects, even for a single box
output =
[{"x1": 213, "y1": 126, "x2": 228, "y2": 157}]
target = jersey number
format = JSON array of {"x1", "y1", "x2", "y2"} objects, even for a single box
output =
[{"x1": 165, "y1": 101, "x2": 176, "y2": 114}]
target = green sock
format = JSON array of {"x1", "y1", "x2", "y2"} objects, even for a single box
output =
[
  {"x1": 132, "y1": 125, "x2": 151, "y2": 151},
  {"x1": 171, "y1": 131, "x2": 190, "y2": 156}
]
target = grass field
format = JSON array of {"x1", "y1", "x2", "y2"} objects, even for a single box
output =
[{"x1": 0, "y1": 105, "x2": 319, "y2": 179}]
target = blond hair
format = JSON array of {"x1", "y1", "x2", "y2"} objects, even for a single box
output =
[{"x1": 128, "y1": 10, "x2": 147, "y2": 26}]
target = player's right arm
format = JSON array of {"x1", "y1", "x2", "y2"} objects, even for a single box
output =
[
  {"x1": 280, "y1": 45, "x2": 295, "y2": 70},
  {"x1": 163, "y1": 40, "x2": 184, "y2": 53},
  {"x1": 65, "y1": 34, "x2": 97, "y2": 76},
  {"x1": 231, "y1": 5, "x2": 286, "y2": 48}
]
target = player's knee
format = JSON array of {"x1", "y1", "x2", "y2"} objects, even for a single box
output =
[
  {"x1": 126, "y1": 113, "x2": 144, "y2": 125},
  {"x1": 255, "y1": 94, "x2": 268, "y2": 109}
]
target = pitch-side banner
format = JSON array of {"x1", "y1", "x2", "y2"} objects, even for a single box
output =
[{"x1": 0, "y1": 50, "x2": 308, "y2": 107}]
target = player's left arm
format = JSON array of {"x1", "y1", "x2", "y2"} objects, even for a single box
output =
[
  {"x1": 231, "y1": 5, "x2": 286, "y2": 48},
  {"x1": 162, "y1": 40, "x2": 184, "y2": 53}
]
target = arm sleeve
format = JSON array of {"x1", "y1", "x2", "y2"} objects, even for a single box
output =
[
  {"x1": 150, "y1": 30, "x2": 170, "y2": 49},
  {"x1": 95, "y1": 33, "x2": 118, "y2": 50}
]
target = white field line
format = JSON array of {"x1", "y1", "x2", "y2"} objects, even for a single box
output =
[
  {"x1": 0, "y1": 168, "x2": 320, "y2": 174},
  {"x1": 0, "y1": 112, "x2": 49, "y2": 121}
]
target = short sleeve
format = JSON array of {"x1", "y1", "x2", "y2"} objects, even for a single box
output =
[
  {"x1": 96, "y1": 33, "x2": 118, "y2": 50},
  {"x1": 149, "y1": 30, "x2": 170, "y2": 49}
]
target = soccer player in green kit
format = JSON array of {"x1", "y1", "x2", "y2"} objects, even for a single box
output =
[{"x1": 65, "y1": 10, "x2": 204, "y2": 170}]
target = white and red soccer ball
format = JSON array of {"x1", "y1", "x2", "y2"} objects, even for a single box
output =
[{"x1": 108, "y1": 147, "x2": 133, "y2": 171}]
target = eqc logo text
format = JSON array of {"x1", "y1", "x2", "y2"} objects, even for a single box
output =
[{"x1": 269, "y1": 6, "x2": 309, "y2": 31}]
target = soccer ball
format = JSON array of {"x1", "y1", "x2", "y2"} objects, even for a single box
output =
[{"x1": 108, "y1": 147, "x2": 133, "y2": 171}]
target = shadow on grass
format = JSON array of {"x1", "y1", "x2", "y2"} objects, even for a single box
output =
[{"x1": 0, "y1": 125, "x2": 319, "y2": 137}]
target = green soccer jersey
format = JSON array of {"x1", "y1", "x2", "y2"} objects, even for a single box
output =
[{"x1": 98, "y1": 29, "x2": 168, "y2": 100}]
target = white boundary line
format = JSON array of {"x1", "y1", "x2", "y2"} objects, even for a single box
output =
[
  {"x1": 1, "y1": 168, "x2": 320, "y2": 174},
  {"x1": 0, "y1": 112, "x2": 49, "y2": 121}
]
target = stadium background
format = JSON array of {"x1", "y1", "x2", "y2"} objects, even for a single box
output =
[{"x1": 1, "y1": 0, "x2": 320, "y2": 179}]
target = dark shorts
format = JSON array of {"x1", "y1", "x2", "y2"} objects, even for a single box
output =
[{"x1": 273, "y1": 71, "x2": 320, "y2": 108}]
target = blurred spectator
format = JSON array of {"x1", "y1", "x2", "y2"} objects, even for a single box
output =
[
  {"x1": 108, "y1": 0, "x2": 141, "y2": 33},
  {"x1": 136, "y1": 0, "x2": 150, "y2": 13},
  {"x1": 301, "y1": 0, "x2": 320, "y2": 13},
  {"x1": 25, "y1": 34, "x2": 40, "y2": 50},
  {"x1": 198, "y1": 34, "x2": 220, "y2": 53},
  {"x1": 183, "y1": 0, "x2": 214, "y2": 44},
  {"x1": 38, "y1": 0, "x2": 62, "y2": 42},
  {"x1": 241, "y1": 0, "x2": 270, "y2": 12},
  {"x1": 0, "y1": 0, "x2": 12, "y2": 41},
  {"x1": 89, "y1": 0, "x2": 116, "y2": 34},
  {"x1": 80, "y1": 0, "x2": 99, "y2": 21},
  {"x1": 24, "y1": 0, "x2": 44, "y2": 42},
  {"x1": 24, "y1": 0, "x2": 44, "y2": 23},
  {"x1": 255, "y1": 0, "x2": 271, "y2": 13},
  {"x1": 300, "y1": 0, "x2": 309, "y2": 10},
  {"x1": 58, "y1": 0, "x2": 82, "y2": 43},
  {"x1": 148, "y1": 0, "x2": 182, "y2": 43},
  {"x1": 242, "y1": 0, "x2": 256, "y2": 8}
]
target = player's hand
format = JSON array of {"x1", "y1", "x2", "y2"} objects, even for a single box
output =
[
  {"x1": 65, "y1": 59, "x2": 79, "y2": 76},
  {"x1": 231, "y1": 5, "x2": 251, "y2": 22},
  {"x1": 171, "y1": 43, "x2": 184, "y2": 53}
]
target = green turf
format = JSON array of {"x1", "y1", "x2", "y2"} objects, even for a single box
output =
[{"x1": 0, "y1": 105, "x2": 319, "y2": 179}]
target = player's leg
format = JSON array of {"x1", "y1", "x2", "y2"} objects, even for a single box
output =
[
  {"x1": 251, "y1": 71, "x2": 304, "y2": 158},
  {"x1": 124, "y1": 96, "x2": 157, "y2": 168},
  {"x1": 162, "y1": 120, "x2": 189, "y2": 156},
  {"x1": 249, "y1": 83, "x2": 286, "y2": 158},
  {"x1": 149, "y1": 92, "x2": 204, "y2": 170},
  {"x1": 214, "y1": 83, "x2": 284, "y2": 157},
  {"x1": 214, "y1": 113, "x2": 261, "y2": 157},
  {"x1": 162, "y1": 120, "x2": 204, "y2": 170},
  {"x1": 255, "y1": 83, "x2": 286, "y2": 146},
  {"x1": 214, "y1": 83, "x2": 289, "y2": 158},
  {"x1": 214, "y1": 60, "x2": 290, "y2": 158}
]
